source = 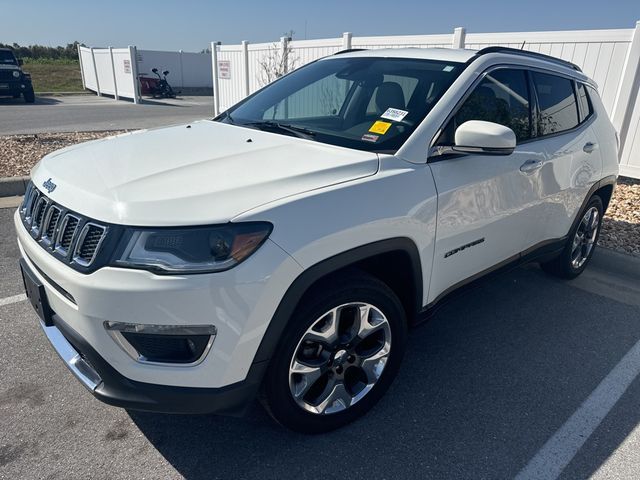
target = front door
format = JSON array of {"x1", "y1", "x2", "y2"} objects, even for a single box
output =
[{"x1": 427, "y1": 67, "x2": 545, "y2": 303}]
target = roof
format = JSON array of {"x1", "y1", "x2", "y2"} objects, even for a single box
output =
[
  {"x1": 326, "y1": 47, "x2": 592, "y2": 84},
  {"x1": 328, "y1": 47, "x2": 478, "y2": 64}
]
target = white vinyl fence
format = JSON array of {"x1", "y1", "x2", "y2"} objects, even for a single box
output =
[
  {"x1": 78, "y1": 46, "x2": 212, "y2": 103},
  {"x1": 79, "y1": 45, "x2": 140, "y2": 102},
  {"x1": 210, "y1": 22, "x2": 640, "y2": 179}
]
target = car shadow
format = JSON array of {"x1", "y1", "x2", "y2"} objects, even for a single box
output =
[
  {"x1": 139, "y1": 97, "x2": 188, "y2": 107},
  {"x1": 0, "y1": 96, "x2": 62, "y2": 105},
  {"x1": 129, "y1": 266, "x2": 640, "y2": 479}
]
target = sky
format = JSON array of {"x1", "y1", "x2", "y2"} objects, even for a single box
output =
[{"x1": 1, "y1": 0, "x2": 639, "y2": 52}]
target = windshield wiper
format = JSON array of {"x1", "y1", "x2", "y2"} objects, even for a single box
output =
[{"x1": 241, "y1": 121, "x2": 317, "y2": 140}]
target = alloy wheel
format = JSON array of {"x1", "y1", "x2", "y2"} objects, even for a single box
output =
[
  {"x1": 288, "y1": 302, "x2": 392, "y2": 415},
  {"x1": 571, "y1": 206, "x2": 600, "y2": 269}
]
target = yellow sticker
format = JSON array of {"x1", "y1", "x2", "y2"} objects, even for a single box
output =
[{"x1": 369, "y1": 121, "x2": 392, "y2": 135}]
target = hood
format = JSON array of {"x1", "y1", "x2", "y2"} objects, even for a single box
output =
[{"x1": 31, "y1": 120, "x2": 379, "y2": 226}]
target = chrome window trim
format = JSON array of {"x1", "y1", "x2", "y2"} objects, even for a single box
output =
[{"x1": 72, "y1": 222, "x2": 107, "y2": 267}]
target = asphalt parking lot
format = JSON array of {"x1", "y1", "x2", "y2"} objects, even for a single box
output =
[
  {"x1": 1, "y1": 201, "x2": 640, "y2": 479},
  {"x1": 0, "y1": 95, "x2": 215, "y2": 135}
]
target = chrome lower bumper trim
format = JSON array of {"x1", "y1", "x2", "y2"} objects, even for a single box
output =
[{"x1": 39, "y1": 319, "x2": 102, "y2": 391}]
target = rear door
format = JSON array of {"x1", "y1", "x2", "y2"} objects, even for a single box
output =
[
  {"x1": 524, "y1": 73, "x2": 602, "y2": 243},
  {"x1": 427, "y1": 67, "x2": 546, "y2": 303}
]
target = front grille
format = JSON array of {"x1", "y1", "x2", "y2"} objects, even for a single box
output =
[
  {"x1": 19, "y1": 182, "x2": 112, "y2": 272},
  {"x1": 42, "y1": 206, "x2": 61, "y2": 243},
  {"x1": 74, "y1": 223, "x2": 107, "y2": 266},
  {"x1": 31, "y1": 197, "x2": 49, "y2": 234},
  {"x1": 56, "y1": 215, "x2": 79, "y2": 252},
  {"x1": 0, "y1": 70, "x2": 17, "y2": 81}
]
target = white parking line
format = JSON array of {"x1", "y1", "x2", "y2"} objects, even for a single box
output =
[
  {"x1": 515, "y1": 339, "x2": 640, "y2": 480},
  {"x1": 0, "y1": 293, "x2": 27, "y2": 307}
]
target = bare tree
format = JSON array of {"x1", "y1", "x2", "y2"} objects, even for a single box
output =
[{"x1": 258, "y1": 30, "x2": 298, "y2": 87}]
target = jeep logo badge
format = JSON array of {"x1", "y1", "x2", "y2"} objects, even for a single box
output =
[{"x1": 42, "y1": 178, "x2": 57, "y2": 194}]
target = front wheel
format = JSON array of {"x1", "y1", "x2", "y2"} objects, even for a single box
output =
[
  {"x1": 541, "y1": 195, "x2": 604, "y2": 279},
  {"x1": 261, "y1": 272, "x2": 407, "y2": 433},
  {"x1": 23, "y1": 89, "x2": 35, "y2": 103}
]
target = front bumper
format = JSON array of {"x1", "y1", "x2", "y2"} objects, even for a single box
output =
[
  {"x1": 0, "y1": 81, "x2": 28, "y2": 95},
  {"x1": 37, "y1": 307, "x2": 266, "y2": 414},
  {"x1": 15, "y1": 209, "x2": 302, "y2": 411}
]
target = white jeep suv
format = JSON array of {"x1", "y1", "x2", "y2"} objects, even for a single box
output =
[{"x1": 16, "y1": 47, "x2": 618, "y2": 433}]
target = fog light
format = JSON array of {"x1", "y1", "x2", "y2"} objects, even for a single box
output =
[{"x1": 104, "y1": 322, "x2": 216, "y2": 365}]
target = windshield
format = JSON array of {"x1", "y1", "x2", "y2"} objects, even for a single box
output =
[
  {"x1": 0, "y1": 50, "x2": 18, "y2": 65},
  {"x1": 218, "y1": 56, "x2": 463, "y2": 153}
]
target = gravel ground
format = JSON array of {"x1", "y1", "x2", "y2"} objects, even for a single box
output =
[
  {"x1": 1, "y1": 131, "x2": 638, "y2": 256},
  {"x1": 0, "y1": 131, "x2": 127, "y2": 177},
  {"x1": 599, "y1": 177, "x2": 640, "y2": 257}
]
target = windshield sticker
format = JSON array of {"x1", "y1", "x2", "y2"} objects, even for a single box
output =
[
  {"x1": 361, "y1": 133, "x2": 379, "y2": 143},
  {"x1": 443, "y1": 65, "x2": 455, "y2": 72},
  {"x1": 380, "y1": 108, "x2": 408, "y2": 122},
  {"x1": 369, "y1": 121, "x2": 392, "y2": 135}
]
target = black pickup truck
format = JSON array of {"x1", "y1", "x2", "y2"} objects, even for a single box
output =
[{"x1": 0, "y1": 48, "x2": 35, "y2": 103}]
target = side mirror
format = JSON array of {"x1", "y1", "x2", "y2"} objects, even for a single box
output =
[
  {"x1": 152, "y1": 68, "x2": 158, "y2": 73},
  {"x1": 162, "y1": 70, "x2": 169, "y2": 76},
  {"x1": 453, "y1": 120, "x2": 516, "y2": 155},
  {"x1": 18, "y1": 59, "x2": 23, "y2": 66}
]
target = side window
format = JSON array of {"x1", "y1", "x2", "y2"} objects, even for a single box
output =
[
  {"x1": 576, "y1": 82, "x2": 593, "y2": 123},
  {"x1": 531, "y1": 72, "x2": 579, "y2": 135},
  {"x1": 438, "y1": 69, "x2": 532, "y2": 144}
]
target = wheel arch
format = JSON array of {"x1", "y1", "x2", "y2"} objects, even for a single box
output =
[
  {"x1": 567, "y1": 175, "x2": 617, "y2": 236},
  {"x1": 594, "y1": 180, "x2": 615, "y2": 212},
  {"x1": 251, "y1": 238, "x2": 422, "y2": 365}
]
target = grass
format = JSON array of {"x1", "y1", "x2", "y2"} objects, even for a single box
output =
[{"x1": 22, "y1": 59, "x2": 84, "y2": 93}]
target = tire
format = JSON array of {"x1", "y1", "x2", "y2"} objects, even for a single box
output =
[
  {"x1": 541, "y1": 195, "x2": 604, "y2": 279},
  {"x1": 261, "y1": 271, "x2": 407, "y2": 433},
  {"x1": 23, "y1": 89, "x2": 35, "y2": 103}
]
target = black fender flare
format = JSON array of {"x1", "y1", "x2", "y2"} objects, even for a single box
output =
[
  {"x1": 568, "y1": 175, "x2": 617, "y2": 236},
  {"x1": 251, "y1": 237, "x2": 423, "y2": 365}
]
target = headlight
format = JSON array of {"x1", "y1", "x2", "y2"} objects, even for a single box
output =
[
  {"x1": 113, "y1": 222, "x2": 272, "y2": 274},
  {"x1": 12, "y1": 71, "x2": 20, "y2": 78}
]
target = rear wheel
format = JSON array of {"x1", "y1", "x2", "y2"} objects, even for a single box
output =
[
  {"x1": 262, "y1": 272, "x2": 407, "y2": 433},
  {"x1": 541, "y1": 195, "x2": 603, "y2": 279}
]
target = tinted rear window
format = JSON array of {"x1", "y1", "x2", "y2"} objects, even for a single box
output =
[{"x1": 532, "y1": 72, "x2": 579, "y2": 135}]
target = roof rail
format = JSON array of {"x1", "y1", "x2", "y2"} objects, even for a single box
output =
[
  {"x1": 475, "y1": 46, "x2": 582, "y2": 72},
  {"x1": 333, "y1": 48, "x2": 367, "y2": 55}
]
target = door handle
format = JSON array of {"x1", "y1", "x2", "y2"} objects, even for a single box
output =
[
  {"x1": 583, "y1": 142, "x2": 597, "y2": 154},
  {"x1": 520, "y1": 159, "x2": 543, "y2": 174}
]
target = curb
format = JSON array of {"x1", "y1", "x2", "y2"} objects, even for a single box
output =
[
  {"x1": 591, "y1": 247, "x2": 640, "y2": 282},
  {"x1": 0, "y1": 176, "x2": 30, "y2": 197}
]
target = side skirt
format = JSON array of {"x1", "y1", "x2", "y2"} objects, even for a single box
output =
[{"x1": 413, "y1": 237, "x2": 566, "y2": 325}]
